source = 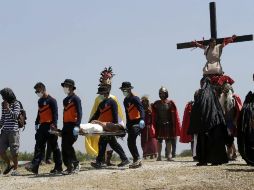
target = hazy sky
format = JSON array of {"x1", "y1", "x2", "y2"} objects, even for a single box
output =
[{"x1": 0, "y1": 0, "x2": 253, "y2": 155}]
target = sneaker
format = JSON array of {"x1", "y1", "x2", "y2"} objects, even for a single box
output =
[
  {"x1": 129, "y1": 159, "x2": 142, "y2": 169},
  {"x1": 50, "y1": 167, "x2": 63, "y2": 174},
  {"x1": 3, "y1": 165, "x2": 14, "y2": 175},
  {"x1": 25, "y1": 163, "x2": 38, "y2": 174},
  {"x1": 62, "y1": 168, "x2": 73, "y2": 175},
  {"x1": 118, "y1": 159, "x2": 130, "y2": 167},
  {"x1": 73, "y1": 164, "x2": 81, "y2": 173},
  {"x1": 90, "y1": 161, "x2": 103, "y2": 169},
  {"x1": 106, "y1": 162, "x2": 116, "y2": 166},
  {"x1": 11, "y1": 170, "x2": 19, "y2": 176},
  {"x1": 156, "y1": 157, "x2": 162, "y2": 161}
]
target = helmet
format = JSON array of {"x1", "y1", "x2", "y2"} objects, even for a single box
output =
[{"x1": 159, "y1": 86, "x2": 168, "y2": 99}]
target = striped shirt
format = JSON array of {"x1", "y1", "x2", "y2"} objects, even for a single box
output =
[{"x1": 0, "y1": 101, "x2": 21, "y2": 131}]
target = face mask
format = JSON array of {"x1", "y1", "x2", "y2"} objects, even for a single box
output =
[
  {"x1": 123, "y1": 91, "x2": 129, "y2": 97},
  {"x1": 36, "y1": 92, "x2": 43, "y2": 98},
  {"x1": 99, "y1": 95, "x2": 105, "y2": 100},
  {"x1": 63, "y1": 87, "x2": 70, "y2": 95}
]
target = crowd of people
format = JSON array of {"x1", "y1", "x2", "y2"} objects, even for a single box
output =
[{"x1": 0, "y1": 35, "x2": 253, "y2": 176}]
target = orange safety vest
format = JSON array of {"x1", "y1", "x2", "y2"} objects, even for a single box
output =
[
  {"x1": 127, "y1": 104, "x2": 140, "y2": 120},
  {"x1": 39, "y1": 105, "x2": 53, "y2": 123},
  {"x1": 98, "y1": 105, "x2": 113, "y2": 122},
  {"x1": 63, "y1": 102, "x2": 78, "y2": 123}
]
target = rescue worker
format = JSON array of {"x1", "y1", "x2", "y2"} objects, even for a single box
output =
[
  {"x1": 61, "y1": 79, "x2": 82, "y2": 174},
  {"x1": 120, "y1": 82, "x2": 145, "y2": 168},
  {"x1": 25, "y1": 82, "x2": 62, "y2": 174}
]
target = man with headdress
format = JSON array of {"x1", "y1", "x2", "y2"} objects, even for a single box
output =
[
  {"x1": 90, "y1": 85, "x2": 129, "y2": 168},
  {"x1": 120, "y1": 82, "x2": 145, "y2": 168},
  {"x1": 215, "y1": 78, "x2": 242, "y2": 160},
  {"x1": 0, "y1": 88, "x2": 21, "y2": 176},
  {"x1": 152, "y1": 87, "x2": 181, "y2": 161},
  {"x1": 85, "y1": 67, "x2": 125, "y2": 166}
]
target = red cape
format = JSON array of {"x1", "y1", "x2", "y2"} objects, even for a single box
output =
[
  {"x1": 180, "y1": 102, "x2": 193, "y2": 143},
  {"x1": 170, "y1": 100, "x2": 181, "y2": 137}
]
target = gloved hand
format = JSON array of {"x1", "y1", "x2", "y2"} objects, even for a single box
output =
[
  {"x1": 73, "y1": 126, "x2": 80, "y2": 136},
  {"x1": 35, "y1": 124, "x2": 39, "y2": 131},
  {"x1": 139, "y1": 120, "x2": 145, "y2": 129}
]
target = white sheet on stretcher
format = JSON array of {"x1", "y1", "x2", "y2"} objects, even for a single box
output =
[{"x1": 80, "y1": 123, "x2": 103, "y2": 134}]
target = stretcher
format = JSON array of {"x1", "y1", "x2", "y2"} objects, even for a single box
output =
[
  {"x1": 49, "y1": 130, "x2": 126, "y2": 137},
  {"x1": 49, "y1": 123, "x2": 126, "y2": 137}
]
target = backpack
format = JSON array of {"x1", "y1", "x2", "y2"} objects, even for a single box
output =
[{"x1": 17, "y1": 101, "x2": 27, "y2": 130}]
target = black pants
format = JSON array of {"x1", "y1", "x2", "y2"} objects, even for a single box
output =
[
  {"x1": 96, "y1": 136, "x2": 127, "y2": 163},
  {"x1": 61, "y1": 124, "x2": 78, "y2": 169},
  {"x1": 32, "y1": 124, "x2": 62, "y2": 170},
  {"x1": 46, "y1": 140, "x2": 52, "y2": 160},
  {"x1": 127, "y1": 125, "x2": 141, "y2": 161}
]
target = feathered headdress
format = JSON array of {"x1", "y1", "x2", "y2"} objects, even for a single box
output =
[{"x1": 99, "y1": 66, "x2": 115, "y2": 86}]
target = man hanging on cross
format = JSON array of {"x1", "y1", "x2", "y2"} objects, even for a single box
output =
[
  {"x1": 178, "y1": 2, "x2": 252, "y2": 166},
  {"x1": 177, "y1": 2, "x2": 252, "y2": 79},
  {"x1": 193, "y1": 35, "x2": 236, "y2": 76}
]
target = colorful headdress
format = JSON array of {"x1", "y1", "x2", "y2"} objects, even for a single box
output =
[{"x1": 99, "y1": 66, "x2": 115, "y2": 86}]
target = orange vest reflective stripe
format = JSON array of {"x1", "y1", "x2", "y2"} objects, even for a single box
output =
[
  {"x1": 39, "y1": 105, "x2": 53, "y2": 123},
  {"x1": 63, "y1": 102, "x2": 78, "y2": 123},
  {"x1": 98, "y1": 105, "x2": 113, "y2": 122},
  {"x1": 127, "y1": 104, "x2": 140, "y2": 120}
]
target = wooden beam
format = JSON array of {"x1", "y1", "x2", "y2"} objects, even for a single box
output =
[
  {"x1": 176, "y1": 34, "x2": 253, "y2": 49},
  {"x1": 210, "y1": 2, "x2": 217, "y2": 39}
]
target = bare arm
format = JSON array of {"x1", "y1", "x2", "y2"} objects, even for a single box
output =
[
  {"x1": 221, "y1": 35, "x2": 236, "y2": 48},
  {"x1": 192, "y1": 40, "x2": 206, "y2": 49}
]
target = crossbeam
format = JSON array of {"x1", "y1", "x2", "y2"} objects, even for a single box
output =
[{"x1": 177, "y1": 35, "x2": 253, "y2": 49}]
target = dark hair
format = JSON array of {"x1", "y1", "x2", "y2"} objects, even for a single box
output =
[
  {"x1": 209, "y1": 38, "x2": 216, "y2": 43},
  {"x1": 0, "y1": 88, "x2": 16, "y2": 103},
  {"x1": 34, "y1": 82, "x2": 46, "y2": 90}
]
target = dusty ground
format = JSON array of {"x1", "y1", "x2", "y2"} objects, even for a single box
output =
[{"x1": 0, "y1": 156, "x2": 254, "y2": 190}]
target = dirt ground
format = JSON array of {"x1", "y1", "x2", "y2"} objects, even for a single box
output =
[{"x1": 0, "y1": 156, "x2": 254, "y2": 190}]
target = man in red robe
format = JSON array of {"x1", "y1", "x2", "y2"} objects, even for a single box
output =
[{"x1": 152, "y1": 87, "x2": 181, "y2": 161}]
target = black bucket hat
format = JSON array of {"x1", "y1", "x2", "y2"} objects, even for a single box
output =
[
  {"x1": 61, "y1": 79, "x2": 76, "y2": 90},
  {"x1": 119, "y1": 81, "x2": 134, "y2": 90}
]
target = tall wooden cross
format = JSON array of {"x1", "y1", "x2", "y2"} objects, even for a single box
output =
[{"x1": 177, "y1": 2, "x2": 253, "y2": 49}]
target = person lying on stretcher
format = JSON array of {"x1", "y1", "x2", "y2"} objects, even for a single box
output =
[
  {"x1": 49, "y1": 120, "x2": 125, "y2": 136},
  {"x1": 79, "y1": 120, "x2": 125, "y2": 134}
]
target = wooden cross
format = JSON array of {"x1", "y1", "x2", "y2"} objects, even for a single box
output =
[{"x1": 177, "y1": 2, "x2": 253, "y2": 49}]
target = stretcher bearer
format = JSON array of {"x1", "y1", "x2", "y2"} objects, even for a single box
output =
[
  {"x1": 120, "y1": 82, "x2": 145, "y2": 168},
  {"x1": 61, "y1": 79, "x2": 82, "y2": 174},
  {"x1": 90, "y1": 85, "x2": 129, "y2": 168},
  {"x1": 25, "y1": 82, "x2": 62, "y2": 174}
]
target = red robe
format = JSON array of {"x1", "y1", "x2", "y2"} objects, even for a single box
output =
[{"x1": 180, "y1": 102, "x2": 193, "y2": 143}]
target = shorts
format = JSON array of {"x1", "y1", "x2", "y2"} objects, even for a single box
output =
[{"x1": 0, "y1": 130, "x2": 20, "y2": 156}]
